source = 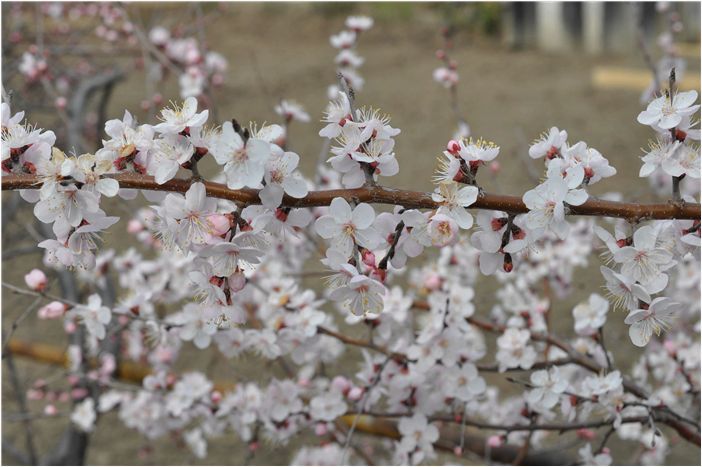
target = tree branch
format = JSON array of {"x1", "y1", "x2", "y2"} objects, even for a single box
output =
[{"x1": 2, "y1": 173, "x2": 699, "y2": 220}]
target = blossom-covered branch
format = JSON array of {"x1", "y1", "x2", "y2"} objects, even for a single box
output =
[{"x1": 3, "y1": 172, "x2": 699, "y2": 220}]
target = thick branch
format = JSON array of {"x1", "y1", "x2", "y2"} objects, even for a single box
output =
[{"x1": 2, "y1": 173, "x2": 699, "y2": 220}]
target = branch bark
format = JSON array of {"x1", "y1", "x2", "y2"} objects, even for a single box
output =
[{"x1": 2, "y1": 173, "x2": 699, "y2": 221}]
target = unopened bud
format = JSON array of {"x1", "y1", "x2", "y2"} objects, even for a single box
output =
[
  {"x1": 24, "y1": 268, "x2": 47, "y2": 292},
  {"x1": 447, "y1": 139, "x2": 461, "y2": 155},
  {"x1": 361, "y1": 249, "x2": 376, "y2": 268},
  {"x1": 348, "y1": 386, "x2": 363, "y2": 401},
  {"x1": 207, "y1": 214, "x2": 230, "y2": 236},
  {"x1": 127, "y1": 219, "x2": 143, "y2": 234},
  {"x1": 487, "y1": 435, "x2": 503, "y2": 448},
  {"x1": 228, "y1": 270, "x2": 246, "y2": 292},
  {"x1": 38, "y1": 301, "x2": 67, "y2": 319}
]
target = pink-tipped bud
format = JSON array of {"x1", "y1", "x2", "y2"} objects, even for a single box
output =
[
  {"x1": 663, "y1": 340, "x2": 677, "y2": 356},
  {"x1": 453, "y1": 446, "x2": 463, "y2": 456},
  {"x1": 67, "y1": 374, "x2": 80, "y2": 386},
  {"x1": 315, "y1": 423, "x2": 328, "y2": 436},
  {"x1": 228, "y1": 271, "x2": 246, "y2": 293},
  {"x1": 140, "y1": 100, "x2": 151, "y2": 111},
  {"x1": 27, "y1": 389, "x2": 44, "y2": 401},
  {"x1": 71, "y1": 388, "x2": 89, "y2": 400},
  {"x1": 489, "y1": 161, "x2": 500, "y2": 174},
  {"x1": 38, "y1": 301, "x2": 66, "y2": 319},
  {"x1": 331, "y1": 376, "x2": 351, "y2": 394},
  {"x1": 435, "y1": 50, "x2": 446, "y2": 60},
  {"x1": 207, "y1": 214, "x2": 231, "y2": 236},
  {"x1": 44, "y1": 404, "x2": 58, "y2": 416},
  {"x1": 576, "y1": 428, "x2": 596, "y2": 440},
  {"x1": 64, "y1": 321, "x2": 77, "y2": 334},
  {"x1": 127, "y1": 219, "x2": 144, "y2": 234},
  {"x1": 296, "y1": 378, "x2": 310, "y2": 388},
  {"x1": 152, "y1": 93, "x2": 163, "y2": 105},
  {"x1": 248, "y1": 441, "x2": 259, "y2": 452},
  {"x1": 55, "y1": 96, "x2": 67, "y2": 110},
  {"x1": 348, "y1": 386, "x2": 363, "y2": 401},
  {"x1": 424, "y1": 273, "x2": 442, "y2": 291},
  {"x1": 25, "y1": 269, "x2": 47, "y2": 292},
  {"x1": 361, "y1": 249, "x2": 376, "y2": 268},
  {"x1": 100, "y1": 354, "x2": 116, "y2": 376},
  {"x1": 211, "y1": 390, "x2": 222, "y2": 404},
  {"x1": 447, "y1": 139, "x2": 461, "y2": 155},
  {"x1": 487, "y1": 435, "x2": 503, "y2": 448}
]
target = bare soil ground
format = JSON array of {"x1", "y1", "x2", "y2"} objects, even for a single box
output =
[{"x1": 2, "y1": 3, "x2": 700, "y2": 465}]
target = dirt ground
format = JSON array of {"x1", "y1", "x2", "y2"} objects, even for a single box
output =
[{"x1": 2, "y1": 3, "x2": 700, "y2": 465}]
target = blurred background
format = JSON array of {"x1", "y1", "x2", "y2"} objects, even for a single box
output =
[{"x1": 2, "y1": 2, "x2": 700, "y2": 465}]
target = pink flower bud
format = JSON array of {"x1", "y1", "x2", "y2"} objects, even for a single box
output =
[
  {"x1": 487, "y1": 435, "x2": 503, "y2": 448},
  {"x1": 24, "y1": 269, "x2": 47, "y2": 292},
  {"x1": 140, "y1": 100, "x2": 151, "y2": 111},
  {"x1": 315, "y1": 423, "x2": 328, "y2": 436},
  {"x1": 71, "y1": 388, "x2": 89, "y2": 400},
  {"x1": 447, "y1": 140, "x2": 461, "y2": 155},
  {"x1": 152, "y1": 93, "x2": 163, "y2": 105},
  {"x1": 331, "y1": 376, "x2": 351, "y2": 394},
  {"x1": 38, "y1": 301, "x2": 66, "y2": 319},
  {"x1": 44, "y1": 404, "x2": 57, "y2": 416},
  {"x1": 55, "y1": 96, "x2": 67, "y2": 110},
  {"x1": 100, "y1": 354, "x2": 116, "y2": 375},
  {"x1": 298, "y1": 378, "x2": 310, "y2": 388},
  {"x1": 211, "y1": 390, "x2": 222, "y2": 404},
  {"x1": 207, "y1": 214, "x2": 230, "y2": 236},
  {"x1": 663, "y1": 340, "x2": 676, "y2": 356},
  {"x1": 27, "y1": 389, "x2": 44, "y2": 400},
  {"x1": 576, "y1": 428, "x2": 596, "y2": 440},
  {"x1": 489, "y1": 161, "x2": 500, "y2": 174},
  {"x1": 67, "y1": 374, "x2": 80, "y2": 386},
  {"x1": 228, "y1": 271, "x2": 246, "y2": 293},
  {"x1": 424, "y1": 273, "x2": 442, "y2": 291},
  {"x1": 347, "y1": 386, "x2": 363, "y2": 401},
  {"x1": 58, "y1": 392, "x2": 70, "y2": 402},
  {"x1": 248, "y1": 441, "x2": 259, "y2": 452},
  {"x1": 453, "y1": 446, "x2": 463, "y2": 456},
  {"x1": 361, "y1": 249, "x2": 376, "y2": 268},
  {"x1": 64, "y1": 321, "x2": 77, "y2": 334},
  {"x1": 127, "y1": 219, "x2": 143, "y2": 233}
]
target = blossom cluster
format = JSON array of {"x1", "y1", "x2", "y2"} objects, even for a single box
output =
[
  {"x1": 148, "y1": 26, "x2": 228, "y2": 99},
  {"x1": 327, "y1": 15, "x2": 373, "y2": 99}
]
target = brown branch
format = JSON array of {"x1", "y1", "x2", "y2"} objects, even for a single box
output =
[{"x1": 2, "y1": 173, "x2": 699, "y2": 220}]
